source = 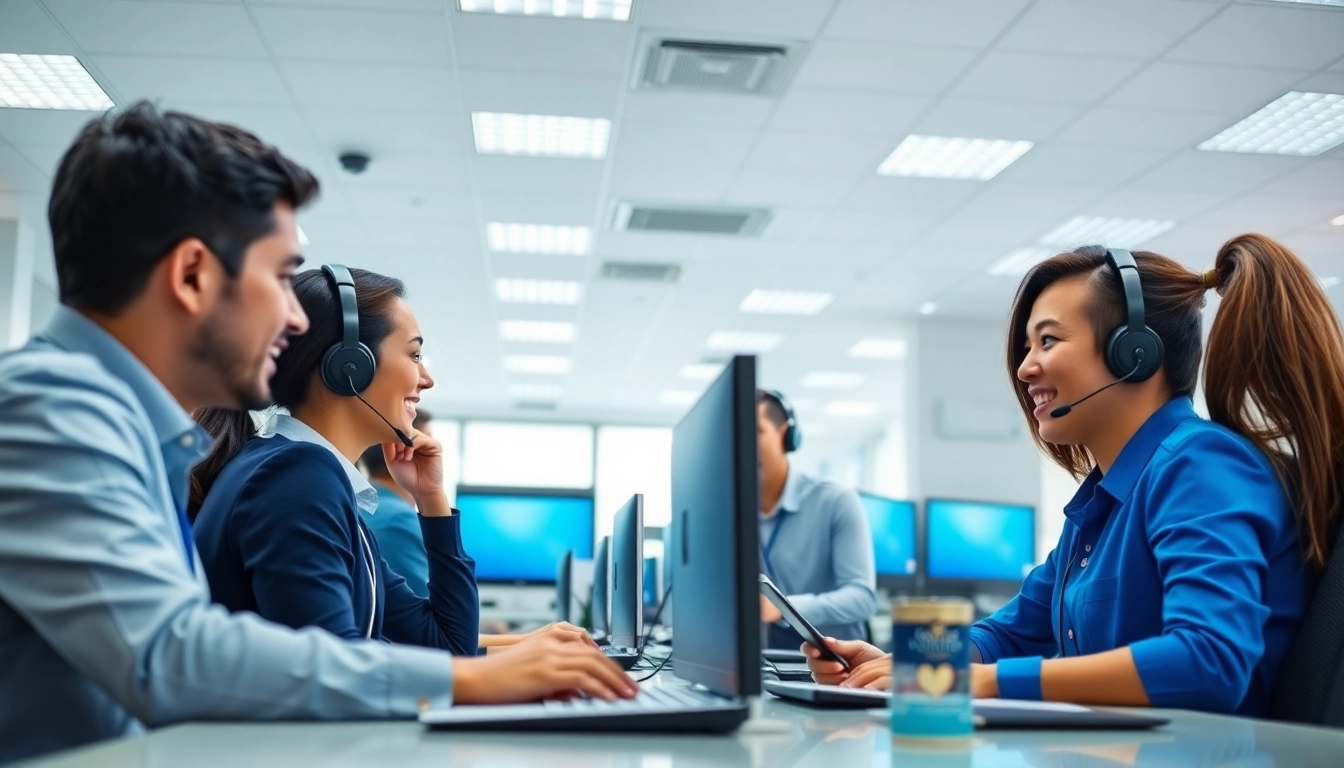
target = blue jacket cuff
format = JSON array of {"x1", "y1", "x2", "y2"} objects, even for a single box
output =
[{"x1": 996, "y1": 656, "x2": 1044, "y2": 701}]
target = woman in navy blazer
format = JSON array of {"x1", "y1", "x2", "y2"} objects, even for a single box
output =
[
  {"x1": 804, "y1": 234, "x2": 1344, "y2": 716},
  {"x1": 189, "y1": 267, "x2": 592, "y2": 658}
]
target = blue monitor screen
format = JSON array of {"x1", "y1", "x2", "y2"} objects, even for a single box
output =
[
  {"x1": 456, "y1": 490, "x2": 594, "y2": 583},
  {"x1": 643, "y1": 556, "x2": 659, "y2": 606},
  {"x1": 926, "y1": 499, "x2": 1035, "y2": 582},
  {"x1": 857, "y1": 493, "x2": 917, "y2": 577}
]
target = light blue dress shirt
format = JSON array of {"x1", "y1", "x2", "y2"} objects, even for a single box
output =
[
  {"x1": 759, "y1": 467, "x2": 877, "y2": 643},
  {"x1": 362, "y1": 485, "x2": 432, "y2": 599},
  {"x1": 0, "y1": 308, "x2": 454, "y2": 763}
]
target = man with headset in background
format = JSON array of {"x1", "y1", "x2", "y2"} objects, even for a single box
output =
[{"x1": 756, "y1": 390, "x2": 877, "y2": 648}]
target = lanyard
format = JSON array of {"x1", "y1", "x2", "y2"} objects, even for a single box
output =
[{"x1": 761, "y1": 513, "x2": 786, "y2": 581}]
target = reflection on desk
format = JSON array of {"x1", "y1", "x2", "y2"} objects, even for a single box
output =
[{"x1": 21, "y1": 690, "x2": 1344, "y2": 768}]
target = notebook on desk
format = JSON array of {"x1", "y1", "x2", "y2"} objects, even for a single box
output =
[{"x1": 763, "y1": 681, "x2": 1170, "y2": 730}]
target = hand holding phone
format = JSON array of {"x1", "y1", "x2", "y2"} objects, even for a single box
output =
[{"x1": 758, "y1": 574, "x2": 851, "y2": 671}]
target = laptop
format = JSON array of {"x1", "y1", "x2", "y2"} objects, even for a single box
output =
[
  {"x1": 421, "y1": 355, "x2": 762, "y2": 734},
  {"x1": 763, "y1": 681, "x2": 1170, "y2": 729}
]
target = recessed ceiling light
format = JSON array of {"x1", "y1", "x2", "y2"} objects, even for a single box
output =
[
  {"x1": 877, "y1": 134, "x2": 1033, "y2": 180},
  {"x1": 487, "y1": 223, "x2": 591, "y2": 255},
  {"x1": 678, "y1": 363, "x2": 723, "y2": 381},
  {"x1": 503, "y1": 355, "x2": 571, "y2": 375},
  {"x1": 801, "y1": 372, "x2": 867, "y2": 390},
  {"x1": 919, "y1": 302, "x2": 938, "y2": 316},
  {"x1": 1320, "y1": 276, "x2": 1342, "y2": 289},
  {"x1": 1197, "y1": 91, "x2": 1344, "y2": 156},
  {"x1": 508, "y1": 383, "x2": 564, "y2": 400},
  {"x1": 458, "y1": 0, "x2": 633, "y2": 21},
  {"x1": 848, "y1": 338, "x2": 908, "y2": 360},
  {"x1": 660, "y1": 390, "x2": 699, "y2": 406},
  {"x1": 823, "y1": 400, "x2": 878, "y2": 417},
  {"x1": 495, "y1": 278, "x2": 582, "y2": 305},
  {"x1": 704, "y1": 331, "x2": 783, "y2": 353},
  {"x1": 1038, "y1": 216, "x2": 1175, "y2": 249},
  {"x1": 471, "y1": 112, "x2": 611, "y2": 159},
  {"x1": 500, "y1": 320, "x2": 575, "y2": 344},
  {"x1": 0, "y1": 54, "x2": 113, "y2": 110},
  {"x1": 1332, "y1": 214, "x2": 1344, "y2": 227},
  {"x1": 739, "y1": 289, "x2": 834, "y2": 316},
  {"x1": 987, "y1": 247, "x2": 1055, "y2": 276}
]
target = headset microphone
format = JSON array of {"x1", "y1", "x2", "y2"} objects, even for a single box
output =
[
  {"x1": 1049, "y1": 354, "x2": 1145, "y2": 419},
  {"x1": 347, "y1": 373, "x2": 415, "y2": 448}
]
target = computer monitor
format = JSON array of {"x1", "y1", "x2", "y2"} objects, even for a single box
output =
[
  {"x1": 857, "y1": 492, "x2": 918, "y2": 590},
  {"x1": 591, "y1": 536, "x2": 610, "y2": 637},
  {"x1": 609, "y1": 494, "x2": 644, "y2": 650},
  {"x1": 924, "y1": 498, "x2": 1035, "y2": 592},
  {"x1": 670, "y1": 355, "x2": 761, "y2": 698},
  {"x1": 555, "y1": 550, "x2": 573, "y2": 623},
  {"x1": 455, "y1": 486, "x2": 594, "y2": 584},
  {"x1": 642, "y1": 555, "x2": 661, "y2": 624}
]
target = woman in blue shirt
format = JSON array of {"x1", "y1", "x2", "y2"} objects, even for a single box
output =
[
  {"x1": 804, "y1": 234, "x2": 1344, "y2": 715},
  {"x1": 189, "y1": 267, "x2": 592, "y2": 658}
]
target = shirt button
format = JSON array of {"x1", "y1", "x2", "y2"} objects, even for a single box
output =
[
  {"x1": 1080, "y1": 557, "x2": 1089, "y2": 568},
  {"x1": 179, "y1": 434, "x2": 195, "y2": 448},
  {"x1": 1084, "y1": 544, "x2": 1092, "y2": 552}
]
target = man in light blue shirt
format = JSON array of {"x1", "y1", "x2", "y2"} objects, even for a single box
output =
[
  {"x1": 755, "y1": 391, "x2": 877, "y2": 647},
  {"x1": 0, "y1": 103, "x2": 631, "y2": 763}
]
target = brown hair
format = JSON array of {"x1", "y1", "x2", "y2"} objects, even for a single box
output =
[{"x1": 1007, "y1": 235, "x2": 1344, "y2": 570}]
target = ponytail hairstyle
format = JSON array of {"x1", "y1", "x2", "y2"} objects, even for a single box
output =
[
  {"x1": 187, "y1": 267, "x2": 406, "y2": 519},
  {"x1": 1006, "y1": 234, "x2": 1344, "y2": 571}
]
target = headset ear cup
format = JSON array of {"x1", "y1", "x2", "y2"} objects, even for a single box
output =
[
  {"x1": 787, "y1": 425, "x2": 802, "y2": 453},
  {"x1": 1105, "y1": 326, "x2": 1164, "y2": 382},
  {"x1": 321, "y1": 342, "x2": 377, "y2": 395}
]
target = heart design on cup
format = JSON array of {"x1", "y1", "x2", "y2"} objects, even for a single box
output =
[{"x1": 916, "y1": 663, "x2": 955, "y2": 699}]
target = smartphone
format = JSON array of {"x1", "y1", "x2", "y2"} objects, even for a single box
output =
[{"x1": 758, "y1": 574, "x2": 851, "y2": 671}]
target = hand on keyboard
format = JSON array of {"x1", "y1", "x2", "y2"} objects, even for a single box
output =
[{"x1": 453, "y1": 635, "x2": 639, "y2": 705}]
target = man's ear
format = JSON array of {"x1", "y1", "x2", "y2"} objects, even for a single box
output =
[{"x1": 163, "y1": 238, "x2": 221, "y2": 316}]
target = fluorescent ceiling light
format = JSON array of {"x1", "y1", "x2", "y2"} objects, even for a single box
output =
[
  {"x1": 1320, "y1": 276, "x2": 1342, "y2": 290},
  {"x1": 495, "y1": 278, "x2": 582, "y2": 305},
  {"x1": 877, "y1": 134, "x2": 1033, "y2": 180},
  {"x1": 1197, "y1": 91, "x2": 1344, "y2": 156},
  {"x1": 500, "y1": 320, "x2": 575, "y2": 344},
  {"x1": 660, "y1": 390, "x2": 699, "y2": 406},
  {"x1": 704, "y1": 331, "x2": 783, "y2": 353},
  {"x1": 739, "y1": 289, "x2": 834, "y2": 316},
  {"x1": 458, "y1": 0, "x2": 633, "y2": 21},
  {"x1": 0, "y1": 54, "x2": 113, "y2": 110},
  {"x1": 823, "y1": 400, "x2": 878, "y2": 417},
  {"x1": 679, "y1": 363, "x2": 723, "y2": 381},
  {"x1": 508, "y1": 383, "x2": 563, "y2": 400},
  {"x1": 471, "y1": 112, "x2": 611, "y2": 159},
  {"x1": 1332, "y1": 214, "x2": 1344, "y2": 226},
  {"x1": 503, "y1": 355, "x2": 571, "y2": 375},
  {"x1": 487, "y1": 223, "x2": 591, "y2": 255},
  {"x1": 848, "y1": 338, "x2": 908, "y2": 360},
  {"x1": 919, "y1": 302, "x2": 938, "y2": 316},
  {"x1": 297, "y1": 225, "x2": 310, "y2": 246},
  {"x1": 801, "y1": 372, "x2": 867, "y2": 390},
  {"x1": 1038, "y1": 216, "x2": 1175, "y2": 249},
  {"x1": 987, "y1": 247, "x2": 1055, "y2": 277}
]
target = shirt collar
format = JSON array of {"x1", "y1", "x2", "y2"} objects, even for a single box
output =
[
  {"x1": 38, "y1": 306, "x2": 209, "y2": 456},
  {"x1": 263, "y1": 413, "x2": 380, "y2": 514},
  {"x1": 1097, "y1": 397, "x2": 1200, "y2": 504},
  {"x1": 774, "y1": 464, "x2": 804, "y2": 515}
]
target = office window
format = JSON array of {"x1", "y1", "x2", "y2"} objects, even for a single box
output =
[
  {"x1": 428, "y1": 419, "x2": 461, "y2": 504},
  {"x1": 595, "y1": 426, "x2": 672, "y2": 539},
  {"x1": 461, "y1": 421, "x2": 593, "y2": 489}
]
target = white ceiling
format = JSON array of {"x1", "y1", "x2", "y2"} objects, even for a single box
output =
[{"x1": 0, "y1": 0, "x2": 1342, "y2": 440}]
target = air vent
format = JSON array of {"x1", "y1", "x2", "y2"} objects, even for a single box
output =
[
  {"x1": 638, "y1": 38, "x2": 803, "y2": 96},
  {"x1": 611, "y1": 202, "x2": 773, "y2": 237},
  {"x1": 599, "y1": 261, "x2": 682, "y2": 283}
]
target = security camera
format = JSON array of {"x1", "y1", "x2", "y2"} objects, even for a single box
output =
[{"x1": 338, "y1": 152, "x2": 370, "y2": 174}]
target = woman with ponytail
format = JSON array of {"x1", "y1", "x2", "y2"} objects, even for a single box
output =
[{"x1": 804, "y1": 234, "x2": 1344, "y2": 716}]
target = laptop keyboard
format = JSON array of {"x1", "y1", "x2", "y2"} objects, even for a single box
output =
[{"x1": 541, "y1": 685, "x2": 722, "y2": 711}]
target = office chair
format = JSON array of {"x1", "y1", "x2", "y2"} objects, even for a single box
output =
[{"x1": 1269, "y1": 523, "x2": 1344, "y2": 726}]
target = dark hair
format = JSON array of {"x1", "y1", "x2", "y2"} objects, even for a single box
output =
[
  {"x1": 49, "y1": 100, "x2": 319, "y2": 314},
  {"x1": 188, "y1": 268, "x2": 405, "y2": 519},
  {"x1": 360, "y1": 409, "x2": 433, "y2": 478},
  {"x1": 755, "y1": 390, "x2": 789, "y2": 429},
  {"x1": 1007, "y1": 235, "x2": 1344, "y2": 570}
]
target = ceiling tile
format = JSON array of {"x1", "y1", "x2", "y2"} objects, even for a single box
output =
[
  {"x1": 344, "y1": 185, "x2": 476, "y2": 220},
  {"x1": 913, "y1": 99, "x2": 1083, "y2": 142},
  {"x1": 1165, "y1": 3, "x2": 1344, "y2": 70},
  {"x1": 451, "y1": 13, "x2": 631, "y2": 75},
  {"x1": 254, "y1": 6, "x2": 450, "y2": 65},
  {"x1": 281, "y1": 61, "x2": 459, "y2": 111},
  {"x1": 607, "y1": 163, "x2": 738, "y2": 203},
  {"x1": 839, "y1": 176, "x2": 982, "y2": 216},
  {"x1": 952, "y1": 52, "x2": 1145, "y2": 105},
  {"x1": 824, "y1": 0, "x2": 1034, "y2": 47},
  {"x1": 744, "y1": 132, "x2": 894, "y2": 174},
  {"x1": 337, "y1": 151, "x2": 469, "y2": 187},
  {"x1": 809, "y1": 211, "x2": 930, "y2": 245},
  {"x1": 0, "y1": 110, "x2": 100, "y2": 148},
  {"x1": 458, "y1": 70, "x2": 622, "y2": 117},
  {"x1": 44, "y1": 0, "x2": 268, "y2": 57},
  {"x1": 470, "y1": 156, "x2": 605, "y2": 197},
  {"x1": 253, "y1": 0, "x2": 443, "y2": 10},
  {"x1": 0, "y1": 0, "x2": 80, "y2": 54},
  {"x1": 304, "y1": 110, "x2": 468, "y2": 155},
  {"x1": 476, "y1": 190, "x2": 597, "y2": 224},
  {"x1": 7, "y1": 143, "x2": 61, "y2": 181},
  {"x1": 613, "y1": 121, "x2": 759, "y2": 169},
  {"x1": 1131, "y1": 150, "x2": 1310, "y2": 195},
  {"x1": 996, "y1": 145, "x2": 1167, "y2": 187},
  {"x1": 725, "y1": 171, "x2": 859, "y2": 208},
  {"x1": 1186, "y1": 195, "x2": 1343, "y2": 240},
  {"x1": 1254, "y1": 159, "x2": 1344, "y2": 200},
  {"x1": 1052, "y1": 107, "x2": 1232, "y2": 151},
  {"x1": 165, "y1": 104, "x2": 316, "y2": 152},
  {"x1": 996, "y1": 0, "x2": 1222, "y2": 58},
  {"x1": 1106, "y1": 62, "x2": 1309, "y2": 115},
  {"x1": 363, "y1": 217, "x2": 480, "y2": 249},
  {"x1": 1089, "y1": 187, "x2": 1233, "y2": 223},
  {"x1": 638, "y1": 0, "x2": 837, "y2": 37},
  {"x1": 793, "y1": 41, "x2": 978, "y2": 94},
  {"x1": 620, "y1": 91, "x2": 776, "y2": 129},
  {"x1": 766, "y1": 89, "x2": 929, "y2": 136},
  {"x1": 91, "y1": 55, "x2": 291, "y2": 106}
]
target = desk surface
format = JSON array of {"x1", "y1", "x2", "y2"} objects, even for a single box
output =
[{"x1": 24, "y1": 688, "x2": 1344, "y2": 768}]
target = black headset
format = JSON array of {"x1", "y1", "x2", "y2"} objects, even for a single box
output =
[
  {"x1": 763, "y1": 389, "x2": 802, "y2": 453},
  {"x1": 1102, "y1": 249, "x2": 1164, "y2": 383},
  {"x1": 319, "y1": 264, "x2": 377, "y2": 396}
]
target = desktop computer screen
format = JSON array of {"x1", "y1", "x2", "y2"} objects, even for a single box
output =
[
  {"x1": 455, "y1": 487, "x2": 594, "y2": 584},
  {"x1": 925, "y1": 498, "x2": 1035, "y2": 583},
  {"x1": 609, "y1": 495, "x2": 644, "y2": 649},
  {"x1": 555, "y1": 550, "x2": 573, "y2": 623},
  {"x1": 643, "y1": 556, "x2": 660, "y2": 613},
  {"x1": 591, "y1": 536, "x2": 610, "y2": 636},
  {"x1": 857, "y1": 492, "x2": 917, "y2": 578}
]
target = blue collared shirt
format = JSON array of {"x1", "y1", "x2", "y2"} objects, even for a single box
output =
[
  {"x1": 759, "y1": 467, "x2": 877, "y2": 643},
  {"x1": 362, "y1": 485, "x2": 432, "y2": 598},
  {"x1": 974, "y1": 397, "x2": 1312, "y2": 715},
  {"x1": 0, "y1": 308, "x2": 454, "y2": 763}
]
